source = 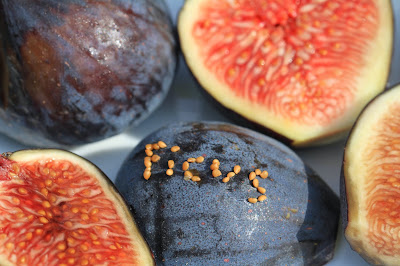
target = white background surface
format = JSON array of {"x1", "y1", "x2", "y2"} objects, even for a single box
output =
[{"x1": 2, "y1": 0, "x2": 400, "y2": 265}]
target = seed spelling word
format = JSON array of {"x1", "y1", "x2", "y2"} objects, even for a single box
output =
[{"x1": 143, "y1": 141, "x2": 270, "y2": 204}]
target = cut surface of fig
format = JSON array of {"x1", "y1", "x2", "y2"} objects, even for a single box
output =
[
  {"x1": 116, "y1": 121, "x2": 340, "y2": 265},
  {"x1": 0, "y1": 149, "x2": 153, "y2": 266},
  {"x1": 342, "y1": 84, "x2": 400, "y2": 265},
  {"x1": 178, "y1": 0, "x2": 392, "y2": 146}
]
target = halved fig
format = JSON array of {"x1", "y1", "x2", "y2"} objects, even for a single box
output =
[
  {"x1": 0, "y1": 149, "x2": 154, "y2": 265},
  {"x1": 341, "y1": 84, "x2": 400, "y2": 265},
  {"x1": 178, "y1": 0, "x2": 393, "y2": 146},
  {"x1": 116, "y1": 121, "x2": 340, "y2": 265}
]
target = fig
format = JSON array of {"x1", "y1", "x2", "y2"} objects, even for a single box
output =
[
  {"x1": 0, "y1": 149, "x2": 154, "y2": 265},
  {"x1": 341, "y1": 84, "x2": 400, "y2": 265},
  {"x1": 178, "y1": 0, "x2": 393, "y2": 147},
  {"x1": 116, "y1": 121, "x2": 340, "y2": 265},
  {"x1": 0, "y1": 0, "x2": 176, "y2": 146}
]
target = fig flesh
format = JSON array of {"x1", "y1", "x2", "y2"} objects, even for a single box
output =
[
  {"x1": 0, "y1": 0, "x2": 176, "y2": 146},
  {"x1": 341, "y1": 84, "x2": 400, "y2": 265},
  {"x1": 0, "y1": 149, "x2": 154, "y2": 265},
  {"x1": 116, "y1": 121, "x2": 340, "y2": 265},
  {"x1": 178, "y1": 0, "x2": 392, "y2": 146}
]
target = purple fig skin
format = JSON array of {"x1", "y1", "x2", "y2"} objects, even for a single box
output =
[
  {"x1": 0, "y1": 0, "x2": 177, "y2": 146},
  {"x1": 116, "y1": 121, "x2": 340, "y2": 266}
]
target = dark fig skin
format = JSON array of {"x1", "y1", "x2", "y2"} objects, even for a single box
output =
[
  {"x1": 0, "y1": 0, "x2": 176, "y2": 146},
  {"x1": 116, "y1": 121, "x2": 340, "y2": 265}
]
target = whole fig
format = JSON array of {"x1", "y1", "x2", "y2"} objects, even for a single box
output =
[{"x1": 0, "y1": 0, "x2": 176, "y2": 146}]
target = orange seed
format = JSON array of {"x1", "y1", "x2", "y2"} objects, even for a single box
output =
[
  {"x1": 171, "y1": 146, "x2": 180, "y2": 152},
  {"x1": 49, "y1": 194, "x2": 57, "y2": 203},
  {"x1": 227, "y1": 172, "x2": 235, "y2": 178},
  {"x1": 145, "y1": 144, "x2": 153, "y2": 150},
  {"x1": 184, "y1": 171, "x2": 193, "y2": 178},
  {"x1": 25, "y1": 232, "x2": 33, "y2": 240},
  {"x1": 212, "y1": 159, "x2": 220, "y2": 165},
  {"x1": 42, "y1": 168, "x2": 50, "y2": 175},
  {"x1": 196, "y1": 156, "x2": 205, "y2": 163},
  {"x1": 212, "y1": 169, "x2": 222, "y2": 178},
  {"x1": 144, "y1": 160, "x2": 152, "y2": 168},
  {"x1": 249, "y1": 172, "x2": 256, "y2": 180},
  {"x1": 41, "y1": 188, "x2": 49, "y2": 197},
  {"x1": 158, "y1": 141, "x2": 167, "y2": 148},
  {"x1": 257, "y1": 187, "x2": 266, "y2": 194},
  {"x1": 12, "y1": 163, "x2": 20, "y2": 174},
  {"x1": 42, "y1": 201, "x2": 51, "y2": 208},
  {"x1": 151, "y1": 155, "x2": 161, "y2": 162},
  {"x1": 81, "y1": 214, "x2": 90, "y2": 221},
  {"x1": 182, "y1": 161, "x2": 189, "y2": 171},
  {"x1": 39, "y1": 217, "x2": 49, "y2": 224},
  {"x1": 57, "y1": 242, "x2": 66, "y2": 251},
  {"x1": 255, "y1": 169, "x2": 261, "y2": 175},
  {"x1": 253, "y1": 178, "x2": 259, "y2": 188},
  {"x1": 258, "y1": 195, "x2": 267, "y2": 202},
  {"x1": 19, "y1": 256, "x2": 27, "y2": 264},
  {"x1": 152, "y1": 143, "x2": 160, "y2": 150},
  {"x1": 260, "y1": 170, "x2": 268, "y2": 179},
  {"x1": 12, "y1": 197, "x2": 20, "y2": 205},
  {"x1": 222, "y1": 177, "x2": 230, "y2": 183},
  {"x1": 210, "y1": 163, "x2": 219, "y2": 171},
  {"x1": 143, "y1": 170, "x2": 151, "y2": 180},
  {"x1": 168, "y1": 160, "x2": 175, "y2": 169},
  {"x1": 64, "y1": 221, "x2": 73, "y2": 228},
  {"x1": 90, "y1": 233, "x2": 98, "y2": 240},
  {"x1": 248, "y1": 198, "x2": 257, "y2": 204},
  {"x1": 90, "y1": 208, "x2": 99, "y2": 215},
  {"x1": 145, "y1": 149, "x2": 153, "y2": 157},
  {"x1": 233, "y1": 165, "x2": 241, "y2": 174},
  {"x1": 166, "y1": 169, "x2": 173, "y2": 176},
  {"x1": 192, "y1": 176, "x2": 201, "y2": 182},
  {"x1": 18, "y1": 187, "x2": 28, "y2": 195},
  {"x1": 187, "y1": 158, "x2": 196, "y2": 163}
]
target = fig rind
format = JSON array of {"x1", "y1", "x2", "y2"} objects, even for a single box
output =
[{"x1": 341, "y1": 84, "x2": 400, "y2": 265}]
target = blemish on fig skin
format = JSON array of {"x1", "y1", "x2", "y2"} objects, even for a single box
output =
[{"x1": 212, "y1": 144, "x2": 224, "y2": 153}]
